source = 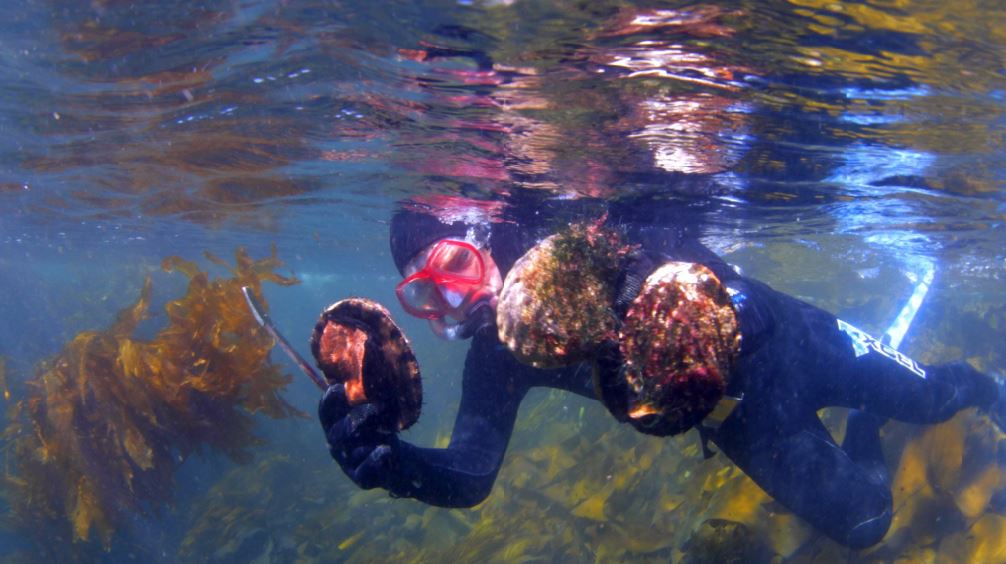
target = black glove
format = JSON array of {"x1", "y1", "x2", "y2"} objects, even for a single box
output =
[{"x1": 319, "y1": 384, "x2": 399, "y2": 490}]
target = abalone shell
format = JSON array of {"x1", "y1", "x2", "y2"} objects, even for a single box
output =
[{"x1": 310, "y1": 298, "x2": 422, "y2": 431}]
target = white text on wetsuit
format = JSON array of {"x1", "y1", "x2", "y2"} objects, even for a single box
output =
[{"x1": 837, "y1": 319, "x2": 927, "y2": 379}]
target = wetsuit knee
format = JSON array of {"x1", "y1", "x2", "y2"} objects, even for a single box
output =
[
  {"x1": 841, "y1": 490, "x2": 892, "y2": 549},
  {"x1": 798, "y1": 429, "x2": 893, "y2": 549},
  {"x1": 943, "y1": 361, "x2": 997, "y2": 403}
]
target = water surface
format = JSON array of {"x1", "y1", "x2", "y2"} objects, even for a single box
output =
[{"x1": 0, "y1": 0, "x2": 1004, "y2": 561}]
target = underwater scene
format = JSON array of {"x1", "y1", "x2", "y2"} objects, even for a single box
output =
[{"x1": 1, "y1": 0, "x2": 1005, "y2": 562}]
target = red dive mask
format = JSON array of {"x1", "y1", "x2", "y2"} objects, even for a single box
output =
[{"x1": 396, "y1": 240, "x2": 490, "y2": 320}]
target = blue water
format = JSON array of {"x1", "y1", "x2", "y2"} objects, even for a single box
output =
[{"x1": 0, "y1": 0, "x2": 1004, "y2": 561}]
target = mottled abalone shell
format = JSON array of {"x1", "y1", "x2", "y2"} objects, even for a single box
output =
[
  {"x1": 310, "y1": 298, "x2": 422, "y2": 431},
  {"x1": 497, "y1": 228, "x2": 625, "y2": 368},
  {"x1": 615, "y1": 262, "x2": 740, "y2": 436}
]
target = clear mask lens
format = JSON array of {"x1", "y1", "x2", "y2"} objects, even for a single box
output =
[
  {"x1": 430, "y1": 244, "x2": 483, "y2": 281},
  {"x1": 399, "y1": 277, "x2": 440, "y2": 313}
]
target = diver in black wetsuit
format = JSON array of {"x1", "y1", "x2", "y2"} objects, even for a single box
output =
[{"x1": 319, "y1": 196, "x2": 1005, "y2": 549}]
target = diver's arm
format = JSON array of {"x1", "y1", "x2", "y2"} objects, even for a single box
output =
[
  {"x1": 322, "y1": 330, "x2": 532, "y2": 507},
  {"x1": 386, "y1": 335, "x2": 600, "y2": 507},
  {"x1": 382, "y1": 332, "x2": 529, "y2": 506}
]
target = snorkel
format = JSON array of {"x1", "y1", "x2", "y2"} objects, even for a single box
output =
[{"x1": 429, "y1": 297, "x2": 497, "y2": 340}]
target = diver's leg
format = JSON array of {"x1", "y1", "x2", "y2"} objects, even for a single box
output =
[
  {"x1": 815, "y1": 343, "x2": 997, "y2": 424},
  {"x1": 842, "y1": 410, "x2": 889, "y2": 486},
  {"x1": 713, "y1": 403, "x2": 892, "y2": 549},
  {"x1": 775, "y1": 293, "x2": 999, "y2": 423}
]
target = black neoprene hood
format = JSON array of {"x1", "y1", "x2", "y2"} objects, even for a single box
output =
[{"x1": 389, "y1": 209, "x2": 472, "y2": 275}]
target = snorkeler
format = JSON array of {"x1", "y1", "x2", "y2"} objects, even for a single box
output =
[{"x1": 317, "y1": 195, "x2": 1006, "y2": 550}]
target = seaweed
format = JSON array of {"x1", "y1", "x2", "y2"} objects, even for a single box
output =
[
  {"x1": 2, "y1": 247, "x2": 300, "y2": 550},
  {"x1": 175, "y1": 390, "x2": 1006, "y2": 563}
]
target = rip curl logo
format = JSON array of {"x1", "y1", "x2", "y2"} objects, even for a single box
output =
[{"x1": 837, "y1": 319, "x2": 927, "y2": 379}]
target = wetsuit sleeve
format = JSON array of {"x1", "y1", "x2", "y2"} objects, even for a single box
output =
[
  {"x1": 376, "y1": 332, "x2": 534, "y2": 507},
  {"x1": 377, "y1": 328, "x2": 597, "y2": 506}
]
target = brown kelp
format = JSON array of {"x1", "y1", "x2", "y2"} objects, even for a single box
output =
[
  {"x1": 177, "y1": 398, "x2": 1006, "y2": 562},
  {"x1": 2, "y1": 248, "x2": 300, "y2": 549}
]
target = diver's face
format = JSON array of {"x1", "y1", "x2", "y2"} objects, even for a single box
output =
[{"x1": 396, "y1": 239, "x2": 502, "y2": 340}]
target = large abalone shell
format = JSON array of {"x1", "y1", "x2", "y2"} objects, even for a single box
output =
[
  {"x1": 610, "y1": 262, "x2": 740, "y2": 436},
  {"x1": 310, "y1": 298, "x2": 422, "y2": 431},
  {"x1": 496, "y1": 224, "x2": 629, "y2": 368}
]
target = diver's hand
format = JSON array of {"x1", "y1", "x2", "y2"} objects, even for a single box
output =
[{"x1": 319, "y1": 384, "x2": 398, "y2": 490}]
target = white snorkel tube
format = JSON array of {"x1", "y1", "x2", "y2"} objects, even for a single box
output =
[{"x1": 881, "y1": 258, "x2": 935, "y2": 351}]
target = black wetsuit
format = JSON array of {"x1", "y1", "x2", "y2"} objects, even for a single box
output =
[{"x1": 321, "y1": 213, "x2": 998, "y2": 550}]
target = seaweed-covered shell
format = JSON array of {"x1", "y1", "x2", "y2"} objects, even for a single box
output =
[
  {"x1": 310, "y1": 298, "x2": 422, "y2": 431},
  {"x1": 615, "y1": 262, "x2": 740, "y2": 436},
  {"x1": 497, "y1": 227, "x2": 627, "y2": 368}
]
